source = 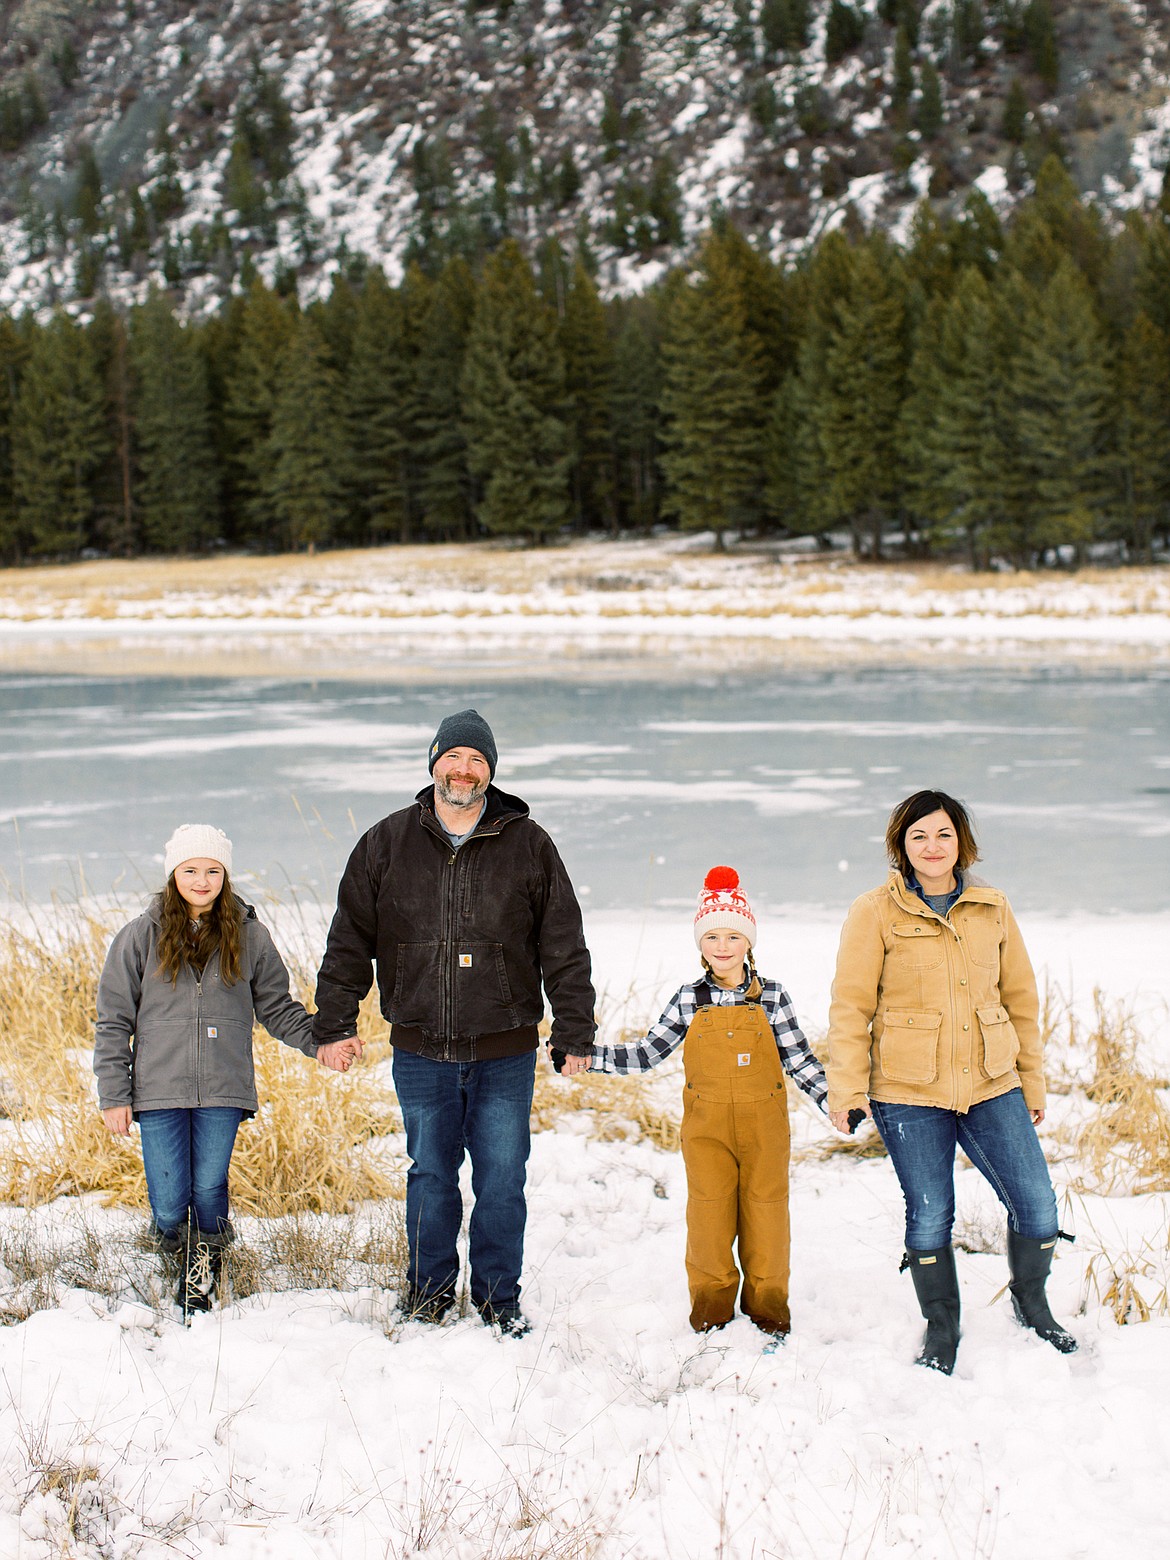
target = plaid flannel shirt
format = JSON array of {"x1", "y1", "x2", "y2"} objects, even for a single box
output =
[{"x1": 590, "y1": 972, "x2": 828, "y2": 1112}]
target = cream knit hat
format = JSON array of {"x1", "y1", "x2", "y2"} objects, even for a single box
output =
[
  {"x1": 693, "y1": 866, "x2": 756, "y2": 949},
  {"x1": 164, "y1": 824, "x2": 233, "y2": 879}
]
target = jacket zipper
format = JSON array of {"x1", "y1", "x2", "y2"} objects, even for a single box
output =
[
  {"x1": 194, "y1": 972, "x2": 203, "y2": 1106},
  {"x1": 440, "y1": 849, "x2": 458, "y2": 1060}
]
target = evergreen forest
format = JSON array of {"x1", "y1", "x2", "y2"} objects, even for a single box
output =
[{"x1": 3, "y1": 156, "x2": 1170, "y2": 570}]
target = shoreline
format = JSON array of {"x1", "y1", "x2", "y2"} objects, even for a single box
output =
[{"x1": 1, "y1": 540, "x2": 1168, "y2": 678}]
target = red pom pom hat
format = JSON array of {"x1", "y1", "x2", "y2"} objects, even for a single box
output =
[{"x1": 693, "y1": 866, "x2": 757, "y2": 949}]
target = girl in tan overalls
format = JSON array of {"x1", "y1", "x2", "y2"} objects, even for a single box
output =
[{"x1": 589, "y1": 867, "x2": 828, "y2": 1337}]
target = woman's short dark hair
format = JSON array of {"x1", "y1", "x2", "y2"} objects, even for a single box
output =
[{"x1": 885, "y1": 789, "x2": 981, "y2": 878}]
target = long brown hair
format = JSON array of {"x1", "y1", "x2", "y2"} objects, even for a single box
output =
[
  {"x1": 885, "y1": 789, "x2": 981, "y2": 879},
  {"x1": 157, "y1": 871, "x2": 244, "y2": 985}
]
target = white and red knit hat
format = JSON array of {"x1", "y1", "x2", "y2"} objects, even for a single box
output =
[{"x1": 693, "y1": 866, "x2": 756, "y2": 949}]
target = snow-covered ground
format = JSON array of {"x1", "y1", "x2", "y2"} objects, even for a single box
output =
[
  {"x1": 3, "y1": 909, "x2": 1168, "y2": 1559},
  {"x1": 1, "y1": 540, "x2": 1168, "y2": 679}
]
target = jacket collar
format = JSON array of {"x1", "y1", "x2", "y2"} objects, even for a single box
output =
[
  {"x1": 415, "y1": 782, "x2": 529, "y2": 840},
  {"x1": 887, "y1": 870, "x2": 1000, "y2": 912}
]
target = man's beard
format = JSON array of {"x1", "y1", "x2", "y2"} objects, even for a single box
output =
[{"x1": 436, "y1": 774, "x2": 488, "y2": 810}]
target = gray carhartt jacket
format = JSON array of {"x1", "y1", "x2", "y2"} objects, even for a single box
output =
[{"x1": 93, "y1": 896, "x2": 317, "y2": 1116}]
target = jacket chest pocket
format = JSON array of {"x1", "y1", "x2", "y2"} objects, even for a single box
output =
[
  {"x1": 962, "y1": 917, "x2": 1003, "y2": 970},
  {"x1": 877, "y1": 1008, "x2": 942, "y2": 1085},
  {"x1": 976, "y1": 1003, "x2": 1019, "y2": 1077},
  {"x1": 889, "y1": 920, "x2": 945, "y2": 970}
]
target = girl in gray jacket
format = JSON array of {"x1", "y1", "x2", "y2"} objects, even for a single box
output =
[{"x1": 94, "y1": 824, "x2": 357, "y2": 1316}]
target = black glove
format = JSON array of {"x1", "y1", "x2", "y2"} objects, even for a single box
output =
[
  {"x1": 549, "y1": 1046, "x2": 567, "y2": 1074},
  {"x1": 847, "y1": 1108, "x2": 866, "y2": 1134}
]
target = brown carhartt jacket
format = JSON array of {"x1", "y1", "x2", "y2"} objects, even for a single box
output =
[{"x1": 826, "y1": 871, "x2": 1044, "y2": 1116}]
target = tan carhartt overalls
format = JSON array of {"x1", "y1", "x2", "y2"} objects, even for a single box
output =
[{"x1": 680, "y1": 979, "x2": 792, "y2": 1335}]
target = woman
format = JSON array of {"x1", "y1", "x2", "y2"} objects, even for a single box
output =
[
  {"x1": 826, "y1": 789, "x2": 1075, "y2": 1374},
  {"x1": 95, "y1": 824, "x2": 356, "y2": 1317}
]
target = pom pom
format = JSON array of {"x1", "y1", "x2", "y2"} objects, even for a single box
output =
[{"x1": 703, "y1": 866, "x2": 740, "y2": 892}]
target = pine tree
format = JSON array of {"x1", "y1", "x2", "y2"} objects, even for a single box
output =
[
  {"x1": 265, "y1": 317, "x2": 345, "y2": 551},
  {"x1": 788, "y1": 230, "x2": 858, "y2": 540},
  {"x1": 1024, "y1": 0, "x2": 1059, "y2": 93},
  {"x1": 761, "y1": 0, "x2": 811, "y2": 54},
  {"x1": 416, "y1": 256, "x2": 478, "y2": 538},
  {"x1": 1005, "y1": 259, "x2": 1114, "y2": 564},
  {"x1": 1114, "y1": 311, "x2": 1170, "y2": 563},
  {"x1": 1002, "y1": 75, "x2": 1029, "y2": 143},
  {"x1": 87, "y1": 300, "x2": 136, "y2": 557},
  {"x1": 221, "y1": 278, "x2": 298, "y2": 547},
  {"x1": 10, "y1": 313, "x2": 107, "y2": 558},
  {"x1": 0, "y1": 316, "x2": 33, "y2": 562},
  {"x1": 659, "y1": 234, "x2": 768, "y2": 547},
  {"x1": 900, "y1": 267, "x2": 1015, "y2": 565},
  {"x1": 825, "y1": 1, "x2": 865, "y2": 63},
  {"x1": 561, "y1": 259, "x2": 616, "y2": 531},
  {"x1": 610, "y1": 296, "x2": 662, "y2": 531},
  {"x1": 343, "y1": 267, "x2": 416, "y2": 544},
  {"x1": 763, "y1": 372, "x2": 806, "y2": 534},
  {"x1": 811, "y1": 238, "x2": 909, "y2": 558},
  {"x1": 891, "y1": 26, "x2": 915, "y2": 125},
  {"x1": 131, "y1": 291, "x2": 220, "y2": 552},
  {"x1": 461, "y1": 240, "x2": 572, "y2": 541},
  {"x1": 916, "y1": 58, "x2": 943, "y2": 139},
  {"x1": 73, "y1": 141, "x2": 104, "y2": 235},
  {"x1": 1135, "y1": 215, "x2": 1170, "y2": 337}
]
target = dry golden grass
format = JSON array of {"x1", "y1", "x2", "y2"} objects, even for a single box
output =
[
  {"x1": 1079, "y1": 1230, "x2": 1170, "y2": 1325},
  {"x1": 0, "y1": 910, "x2": 402, "y2": 1216},
  {"x1": 532, "y1": 1054, "x2": 681, "y2": 1151},
  {"x1": 1052, "y1": 992, "x2": 1170, "y2": 1195}
]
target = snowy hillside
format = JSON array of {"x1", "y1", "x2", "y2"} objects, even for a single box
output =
[{"x1": 2, "y1": 0, "x2": 1170, "y2": 315}]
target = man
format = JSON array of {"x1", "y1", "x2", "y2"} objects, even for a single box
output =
[{"x1": 313, "y1": 708, "x2": 595, "y2": 1334}]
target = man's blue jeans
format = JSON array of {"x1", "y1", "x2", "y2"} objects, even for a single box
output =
[
  {"x1": 871, "y1": 1089, "x2": 1059, "y2": 1251},
  {"x1": 138, "y1": 1107, "x2": 244, "y2": 1238},
  {"x1": 391, "y1": 1048, "x2": 536, "y2": 1310}
]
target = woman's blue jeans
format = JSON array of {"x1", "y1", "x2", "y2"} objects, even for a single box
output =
[
  {"x1": 871, "y1": 1089, "x2": 1058, "y2": 1251},
  {"x1": 138, "y1": 1107, "x2": 244, "y2": 1238},
  {"x1": 392, "y1": 1048, "x2": 536, "y2": 1310}
]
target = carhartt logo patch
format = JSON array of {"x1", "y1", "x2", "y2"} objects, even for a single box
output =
[
  {"x1": 737, "y1": 1053, "x2": 751, "y2": 1067},
  {"x1": 207, "y1": 1027, "x2": 218, "y2": 1038},
  {"x1": 459, "y1": 953, "x2": 473, "y2": 968}
]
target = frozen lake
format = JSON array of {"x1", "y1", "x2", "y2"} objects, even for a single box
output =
[{"x1": 2, "y1": 666, "x2": 1169, "y2": 914}]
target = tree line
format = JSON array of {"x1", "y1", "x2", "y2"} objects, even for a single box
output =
[{"x1": 2, "y1": 156, "x2": 1169, "y2": 569}]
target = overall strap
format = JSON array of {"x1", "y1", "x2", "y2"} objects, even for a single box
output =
[{"x1": 693, "y1": 979, "x2": 715, "y2": 1010}]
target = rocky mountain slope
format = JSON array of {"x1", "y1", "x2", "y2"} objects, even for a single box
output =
[{"x1": 1, "y1": 0, "x2": 1168, "y2": 315}]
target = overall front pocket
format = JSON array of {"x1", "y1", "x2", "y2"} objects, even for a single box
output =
[
  {"x1": 975, "y1": 1002, "x2": 1020, "y2": 1077},
  {"x1": 877, "y1": 1009, "x2": 943, "y2": 1085}
]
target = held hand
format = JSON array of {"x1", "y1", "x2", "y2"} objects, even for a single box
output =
[
  {"x1": 317, "y1": 1037, "x2": 363, "y2": 1072},
  {"x1": 1031, "y1": 1109, "x2": 1045, "y2": 1125},
  {"x1": 549, "y1": 1044, "x2": 590, "y2": 1077},
  {"x1": 829, "y1": 1104, "x2": 872, "y2": 1135},
  {"x1": 103, "y1": 1106, "x2": 133, "y2": 1136}
]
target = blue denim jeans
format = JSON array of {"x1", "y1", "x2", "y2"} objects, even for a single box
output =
[
  {"x1": 391, "y1": 1048, "x2": 536, "y2": 1309},
  {"x1": 871, "y1": 1089, "x2": 1059, "y2": 1251},
  {"x1": 138, "y1": 1107, "x2": 244, "y2": 1238}
]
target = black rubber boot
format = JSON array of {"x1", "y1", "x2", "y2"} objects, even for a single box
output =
[
  {"x1": 904, "y1": 1246, "x2": 961, "y2": 1375},
  {"x1": 1007, "y1": 1229, "x2": 1078, "y2": 1354}
]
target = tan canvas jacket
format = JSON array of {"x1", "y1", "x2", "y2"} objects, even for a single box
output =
[{"x1": 826, "y1": 871, "x2": 1044, "y2": 1116}]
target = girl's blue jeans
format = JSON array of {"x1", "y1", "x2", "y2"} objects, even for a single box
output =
[
  {"x1": 870, "y1": 1088, "x2": 1059, "y2": 1251},
  {"x1": 138, "y1": 1107, "x2": 244, "y2": 1238}
]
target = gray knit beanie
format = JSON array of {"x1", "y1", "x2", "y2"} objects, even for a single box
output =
[{"x1": 428, "y1": 709, "x2": 498, "y2": 778}]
